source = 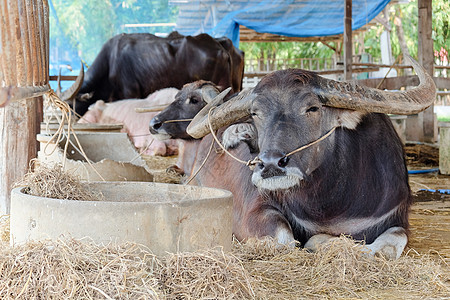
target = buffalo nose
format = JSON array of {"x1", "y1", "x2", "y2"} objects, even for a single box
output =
[
  {"x1": 149, "y1": 117, "x2": 162, "y2": 133},
  {"x1": 258, "y1": 150, "x2": 289, "y2": 179}
]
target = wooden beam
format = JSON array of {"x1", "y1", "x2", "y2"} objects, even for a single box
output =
[
  {"x1": 244, "y1": 67, "x2": 380, "y2": 78},
  {"x1": 0, "y1": 84, "x2": 50, "y2": 107},
  {"x1": 238, "y1": 25, "x2": 367, "y2": 44},
  {"x1": 344, "y1": 0, "x2": 352, "y2": 80},
  {"x1": 418, "y1": 0, "x2": 435, "y2": 143}
]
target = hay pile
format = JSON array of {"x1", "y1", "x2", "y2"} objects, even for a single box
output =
[
  {"x1": 141, "y1": 155, "x2": 184, "y2": 184},
  {"x1": 235, "y1": 238, "x2": 449, "y2": 299},
  {"x1": 0, "y1": 237, "x2": 448, "y2": 299},
  {"x1": 405, "y1": 143, "x2": 440, "y2": 167},
  {"x1": 13, "y1": 163, "x2": 103, "y2": 201}
]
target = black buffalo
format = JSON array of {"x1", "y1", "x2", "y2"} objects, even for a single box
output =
[
  {"x1": 150, "y1": 56, "x2": 436, "y2": 259},
  {"x1": 61, "y1": 32, "x2": 244, "y2": 116}
]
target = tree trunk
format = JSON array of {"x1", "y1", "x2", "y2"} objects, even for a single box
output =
[
  {"x1": 258, "y1": 48, "x2": 265, "y2": 72},
  {"x1": 394, "y1": 6, "x2": 411, "y2": 75}
]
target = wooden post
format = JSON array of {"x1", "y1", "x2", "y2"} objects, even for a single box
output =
[
  {"x1": 0, "y1": 0, "x2": 48, "y2": 214},
  {"x1": 344, "y1": 0, "x2": 353, "y2": 80},
  {"x1": 0, "y1": 100, "x2": 40, "y2": 213},
  {"x1": 418, "y1": 0, "x2": 435, "y2": 142}
]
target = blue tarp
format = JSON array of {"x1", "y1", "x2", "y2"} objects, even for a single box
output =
[{"x1": 175, "y1": 0, "x2": 391, "y2": 46}]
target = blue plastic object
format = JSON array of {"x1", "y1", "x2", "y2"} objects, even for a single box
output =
[
  {"x1": 408, "y1": 168, "x2": 440, "y2": 174},
  {"x1": 419, "y1": 189, "x2": 450, "y2": 195}
]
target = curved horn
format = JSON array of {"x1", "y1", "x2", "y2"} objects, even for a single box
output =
[
  {"x1": 187, "y1": 87, "x2": 254, "y2": 139},
  {"x1": 56, "y1": 68, "x2": 62, "y2": 97},
  {"x1": 59, "y1": 62, "x2": 84, "y2": 101},
  {"x1": 201, "y1": 84, "x2": 221, "y2": 103},
  {"x1": 315, "y1": 55, "x2": 436, "y2": 115}
]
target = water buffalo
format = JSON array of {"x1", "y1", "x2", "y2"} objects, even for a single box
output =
[
  {"x1": 150, "y1": 56, "x2": 435, "y2": 259},
  {"x1": 78, "y1": 88, "x2": 180, "y2": 156},
  {"x1": 59, "y1": 32, "x2": 244, "y2": 116}
]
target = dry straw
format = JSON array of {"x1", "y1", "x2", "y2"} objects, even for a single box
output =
[
  {"x1": 6, "y1": 141, "x2": 449, "y2": 299},
  {"x1": 0, "y1": 237, "x2": 448, "y2": 299},
  {"x1": 13, "y1": 161, "x2": 103, "y2": 202}
]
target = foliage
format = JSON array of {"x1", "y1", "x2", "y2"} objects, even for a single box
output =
[
  {"x1": 50, "y1": 0, "x2": 178, "y2": 65},
  {"x1": 51, "y1": 0, "x2": 116, "y2": 64},
  {"x1": 240, "y1": 41, "x2": 335, "y2": 61},
  {"x1": 389, "y1": 0, "x2": 449, "y2": 64}
]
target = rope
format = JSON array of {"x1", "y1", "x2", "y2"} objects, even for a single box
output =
[
  {"x1": 179, "y1": 107, "x2": 338, "y2": 183},
  {"x1": 284, "y1": 126, "x2": 337, "y2": 158},
  {"x1": 204, "y1": 107, "x2": 337, "y2": 171},
  {"x1": 163, "y1": 118, "x2": 193, "y2": 123},
  {"x1": 184, "y1": 138, "x2": 215, "y2": 185},
  {"x1": 43, "y1": 90, "x2": 106, "y2": 181},
  {"x1": 376, "y1": 54, "x2": 402, "y2": 90},
  {"x1": 206, "y1": 107, "x2": 257, "y2": 168}
]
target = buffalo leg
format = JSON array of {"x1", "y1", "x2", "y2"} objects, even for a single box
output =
[
  {"x1": 304, "y1": 227, "x2": 407, "y2": 259},
  {"x1": 365, "y1": 226, "x2": 407, "y2": 259},
  {"x1": 303, "y1": 233, "x2": 338, "y2": 251},
  {"x1": 244, "y1": 205, "x2": 296, "y2": 247}
]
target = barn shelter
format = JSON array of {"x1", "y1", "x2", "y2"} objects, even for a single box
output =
[{"x1": 0, "y1": 1, "x2": 449, "y2": 298}]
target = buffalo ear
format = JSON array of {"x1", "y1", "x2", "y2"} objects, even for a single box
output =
[
  {"x1": 79, "y1": 92, "x2": 94, "y2": 102},
  {"x1": 201, "y1": 85, "x2": 220, "y2": 103},
  {"x1": 333, "y1": 108, "x2": 366, "y2": 129}
]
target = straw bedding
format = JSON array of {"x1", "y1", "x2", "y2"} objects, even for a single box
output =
[
  {"x1": 0, "y1": 237, "x2": 448, "y2": 299},
  {"x1": 5, "y1": 157, "x2": 448, "y2": 299}
]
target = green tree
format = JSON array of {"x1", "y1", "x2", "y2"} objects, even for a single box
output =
[
  {"x1": 51, "y1": 0, "x2": 178, "y2": 65},
  {"x1": 52, "y1": 0, "x2": 116, "y2": 64}
]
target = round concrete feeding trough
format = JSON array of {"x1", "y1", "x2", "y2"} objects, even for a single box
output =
[{"x1": 10, "y1": 182, "x2": 233, "y2": 255}]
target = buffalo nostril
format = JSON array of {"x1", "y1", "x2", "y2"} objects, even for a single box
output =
[
  {"x1": 278, "y1": 156, "x2": 289, "y2": 168},
  {"x1": 258, "y1": 162, "x2": 265, "y2": 170},
  {"x1": 150, "y1": 118, "x2": 162, "y2": 131},
  {"x1": 153, "y1": 122, "x2": 162, "y2": 130}
]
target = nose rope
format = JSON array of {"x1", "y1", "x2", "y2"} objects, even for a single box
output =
[
  {"x1": 283, "y1": 126, "x2": 337, "y2": 158},
  {"x1": 206, "y1": 107, "x2": 338, "y2": 171},
  {"x1": 162, "y1": 118, "x2": 193, "y2": 124}
]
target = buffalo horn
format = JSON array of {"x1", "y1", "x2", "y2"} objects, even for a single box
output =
[
  {"x1": 59, "y1": 62, "x2": 85, "y2": 101},
  {"x1": 56, "y1": 68, "x2": 62, "y2": 97},
  {"x1": 315, "y1": 55, "x2": 436, "y2": 115},
  {"x1": 187, "y1": 87, "x2": 254, "y2": 139},
  {"x1": 201, "y1": 84, "x2": 221, "y2": 103},
  {"x1": 187, "y1": 56, "x2": 435, "y2": 139}
]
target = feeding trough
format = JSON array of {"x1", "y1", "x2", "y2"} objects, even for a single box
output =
[
  {"x1": 37, "y1": 132, "x2": 153, "y2": 182},
  {"x1": 10, "y1": 182, "x2": 233, "y2": 255}
]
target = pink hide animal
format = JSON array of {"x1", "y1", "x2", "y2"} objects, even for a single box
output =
[{"x1": 78, "y1": 88, "x2": 180, "y2": 156}]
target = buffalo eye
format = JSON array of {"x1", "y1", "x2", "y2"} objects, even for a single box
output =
[
  {"x1": 189, "y1": 97, "x2": 199, "y2": 104},
  {"x1": 306, "y1": 106, "x2": 319, "y2": 113}
]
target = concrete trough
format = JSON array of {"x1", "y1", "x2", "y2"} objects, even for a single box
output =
[
  {"x1": 37, "y1": 132, "x2": 153, "y2": 182},
  {"x1": 10, "y1": 182, "x2": 233, "y2": 255}
]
